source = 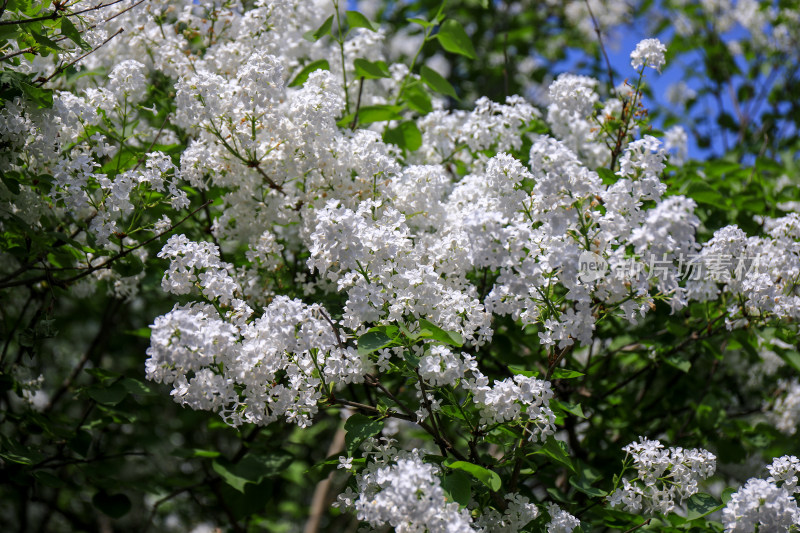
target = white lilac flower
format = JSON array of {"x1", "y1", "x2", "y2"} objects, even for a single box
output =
[
  {"x1": 466, "y1": 373, "x2": 556, "y2": 443},
  {"x1": 338, "y1": 450, "x2": 476, "y2": 532},
  {"x1": 721, "y1": 478, "x2": 800, "y2": 532},
  {"x1": 107, "y1": 59, "x2": 148, "y2": 102},
  {"x1": 630, "y1": 38, "x2": 667, "y2": 72},
  {"x1": 546, "y1": 503, "x2": 581, "y2": 533},
  {"x1": 664, "y1": 125, "x2": 689, "y2": 165},
  {"x1": 609, "y1": 437, "x2": 716, "y2": 515},
  {"x1": 768, "y1": 379, "x2": 800, "y2": 435},
  {"x1": 767, "y1": 455, "x2": 800, "y2": 493}
]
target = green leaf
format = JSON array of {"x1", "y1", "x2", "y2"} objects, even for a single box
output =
[
  {"x1": 60, "y1": 17, "x2": 91, "y2": 51},
  {"x1": 344, "y1": 413, "x2": 384, "y2": 456},
  {"x1": 353, "y1": 58, "x2": 391, "y2": 79},
  {"x1": 192, "y1": 448, "x2": 221, "y2": 458},
  {"x1": 218, "y1": 480, "x2": 271, "y2": 520},
  {"x1": 212, "y1": 452, "x2": 292, "y2": 493},
  {"x1": 303, "y1": 14, "x2": 333, "y2": 42},
  {"x1": 686, "y1": 181, "x2": 723, "y2": 205},
  {"x1": 532, "y1": 437, "x2": 575, "y2": 472},
  {"x1": 664, "y1": 354, "x2": 691, "y2": 373},
  {"x1": 596, "y1": 167, "x2": 616, "y2": 184},
  {"x1": 551, "y1": 399, "x2": 587, "y2": 419},
  {"x1": 123, "y1": 327, "x2": 151, "y2": 339},
  {"x1": 419, "y1": 65, "x2": 458, "y2": 99},
  {"x1": 435, "y1": 19, "x2": 476, "y2": 59},
  {"x1": 550, "y1": 368, "x2": 584, "y2": 379},
  {"x1": 508, "y1": 365, "x2": 539, "y2": 378},
  {"x1": 383, "y1": 121, "x2": 422, "y2": 151},
  {"x1": 120, "y1": 377, "x2": 154, "y2": 396},
  {"x1": 339, "y1": 104, "x2": 403, "y2": 127},
  {"x1": 721, "y1": 487, "x2": 736, "y2": 504},
  {"x1": 569, "y1": 473, "x2": 607, "y2": 497},
  {"x1": 778, "y1": 350, "x2": 800, "y2": 373},
  {"x1": 29, "y1": 30, "x2": 60, "y2": 53},
  {"x1": 288, "y1": 59, "x2": 330, "y2": 87},
  {"x1": 86, "y1": 382, "x2": 128, "y2": 406},
  {"x1": 706, "y1": 160, "x2": 741, "y2": 177},
  {"x1": 111, "y1": 254, "x2": 144, "y2": 277},
  {"x1": 442, "y1": 471, "x2": 471, "y2": 507},
  {"x1": 407, "y1": 17, "x2": 434, "y2": 29},
  {"x1": 0, "y1": 441, "x2": 45, "y2": 465},
  {"x1": 19, "y1": 81, "x2": 53, "y2": 109},
  {"x1": 242, "y1": 452, "x2": 293, "y2": 479},
  {"x1": 686, "y1": 492, "x2": 723, "y2": 520},
  {"x1": 403, "y1": 348, "x2": 421, "y2": 367},
  {"x1": 5, "y1": 0, "x2": 31, "y2": 14},
  {"x1": 357, "y1": 104, "x2": 403, "y2": 123},
  {"x1": 84, "y1": 368, "x2": 121, "y2": 382},
  {"x1": 402, "y1": 82, "x2": 433, "y2": 114},
  {"x1": 415, "y1": 319, "x2": 464, "y2": 347},
  {"x1": 345, "y1": 11, "x2": 377, "y2": 32},
  {"x1": 68, "y1": 429, "x2": 92, "y2": 457},
  {"x1": 357, "y1": 328, "x2": 396, "y2": 356},
  {"x1": 0, "y1": 171, "x2": 22, "y2": 195},
  {"x1": 33, "y1": 471, "x2": 65, "y2": 488},
  {"x1": 92, "y1": 492, "x2": 132, "y2": 519},
  {"x1": 438, "y1": 404, "x2": 467, "y2": 422},
  {"x1": 433, "y1": 1, "x2": 447, "y2": 23},
  {"x1": 446, "y1": 461, "x2": 501, "y2": 492}
]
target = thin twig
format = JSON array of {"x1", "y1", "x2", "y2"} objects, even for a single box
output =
[
  {"x1": 545, "y1": 345, "x2": 573, "y2": 381},
  {"x1": 328, "y1": 397, "x2": 413, "y2": 422},
  {"x1": 350, "y1": 76, "x2": 365, "y2": 130},
  {"x1": 249, "y1": 162, "x2": 285, "y2": 194},
  {"x1": 622, "y1": 519, "x2": 651, "y2": 533},
  {"x1": 511, "y1": 345, "x2": 573, "y2": 490},
  {"x1": 316, "y1": 308, "x2": 346, "y2": 352},
  {"x1": 0, "y1": 0, "x2": 126, "y2": 26},
  {"x1": 35, "y1": 28, "x2": 124, "y2": 86},
  {"x1": 43, "y1": 298, "x2": 121, "y2": 413},
  {"x1": 132, "y1": 114, "x2": 171, "y2": 171},
  {"x1": 143, "y1": 479, "x2": 209, "y2": 533},
  {"x1": 32, "y1": 451, "x2": 148, "y2": 470},
  {"x1": 103, "y1": 0, "x2": 144, "y2": 23},
  {"x1": 0, "y1": 292, "x2": 33, "y2": 367},
  {"x1": 0, "y1": 0, "x2": 144, "y2": 62},
  {"x1": 0, "y1": 200, "x2": 210, "y2": 290},
  {"x1": 596, "y1": 319, "x2": 726, "y2": 402},
  {"x1": 207, "y1": 475, "x2": 246, "y2": 533},
  {"x1": 415, "y1": 369, "x2": 449, "y2": 456},
  {"x1": 365, "y1": 373, "x2": 466, "y2": 461},
  {"x1": 583, "y1": 0, "x2": 616, "y2": 94}
]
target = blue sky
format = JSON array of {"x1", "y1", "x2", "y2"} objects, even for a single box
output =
[
  {"x1": 556, "y1": 23, "x2": 712, "y2": 161},
  {"x1": 356, "y1": 0, "x2": 768, "y2": 162}
]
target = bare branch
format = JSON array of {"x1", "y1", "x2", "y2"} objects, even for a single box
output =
[
  {"x1": 583, "y1": 0, "x2": 616, "y2": 93},
  {"x1": 35, "y1": 27, "x2": 124, "y2": 86},
  {"x1": 0, "y1": 200, "x2": 211, "y2": 290},
  {"x1": 0, "y1": 0, "x2": 127, "y2": 26}
]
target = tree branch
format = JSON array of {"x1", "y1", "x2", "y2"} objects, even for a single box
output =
[
  {"x1": 35, "y1": 27, "x2": 124, "y2": 86},
  {"x1": 0, "y1": 0, "x2": 127, "y2": 26},
  {"x1": 583, "y1": 0, "x2": 616, "y2": 94},
  {"x1": 0, "y1": 200, "x2": 210, "y2": 290}
]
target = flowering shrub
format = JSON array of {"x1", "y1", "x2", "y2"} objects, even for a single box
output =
[{"x1": 1, "y1": 0, "x2": 800, "y2": 531}]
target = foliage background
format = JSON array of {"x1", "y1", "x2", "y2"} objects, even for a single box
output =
[{"x1": 1, "y1": 0, "x2": 800, "y2": 531}]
